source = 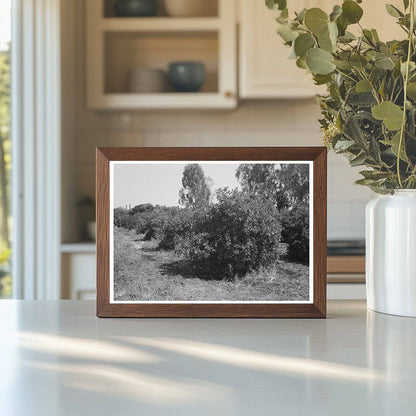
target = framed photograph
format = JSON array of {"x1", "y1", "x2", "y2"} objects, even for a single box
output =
[{"x1": 96, "y1": 147, "x2": 327, "y2": 318}]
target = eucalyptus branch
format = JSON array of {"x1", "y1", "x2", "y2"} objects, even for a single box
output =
[
  {"x1": 399, "y1": 24, "x2": 410, "y2": 35},
  {"x1": 267, "y1": 0, "x2": 416, "y2": 193},
  {"x1": 397, "y1": 0, "x2": 415, "y2": 188},
  {"x1": 334, "y1": 68, "x2": 357, "y2": 83},
  {"x1": 358, "y1": 69, "x2": 381, "y2": 104},
  {"x1": 358, "y1": 22, "x2": 378, "y2": 49}
]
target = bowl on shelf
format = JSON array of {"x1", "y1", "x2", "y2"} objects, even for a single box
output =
[
  {"x1": 164, "y1": 0, "x2": 217, "y2": 17},
  {"x1": 168, "y1": 62, "x2": 205, "y2": 92},
  {"x1": 114, "y1": 0, "x2": 158, "y2": 17},
  {"x1": 127, "y1": 68, "x2": 167, "y2": 93}
]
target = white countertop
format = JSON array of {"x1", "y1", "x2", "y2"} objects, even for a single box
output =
[{"x1": 0, "y1": 300, "x2": 415, "y2": 415}]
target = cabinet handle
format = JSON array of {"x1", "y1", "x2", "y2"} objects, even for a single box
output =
[{"x1": 225, "y1": 91, "x2": 234, "y2": 98}]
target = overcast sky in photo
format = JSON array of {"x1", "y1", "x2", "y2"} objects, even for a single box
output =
[{"x1": 113, "y1": 163, "x2": 243, "y2": 208}]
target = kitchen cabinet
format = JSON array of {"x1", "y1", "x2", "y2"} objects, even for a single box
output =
[
  {"x1": 61, "y1": 244, "x2": 96, "y2": 300},
  {"x1": 87, "y1": 0, "x2": 404, "y2": 107},
  {"x1": 60, "y1": 247, "x2": 365, "y2": 300},
  {"x1": 239, "y1": 0, "x2": 323, "y2": 99},
  {"x1": 86, "y1": 0, "x2": 237, "y2": 109},
  {"x1": 238, "y1": 0, "x2": 404, "y2": 99}
]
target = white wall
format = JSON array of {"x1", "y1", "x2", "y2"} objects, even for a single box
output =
[{"x1": 62, "y1": 0, "x2": 374, "y2": 243}]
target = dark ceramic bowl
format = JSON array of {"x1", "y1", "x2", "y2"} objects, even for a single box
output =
[
  {"x1": 114, "y1": 0, "x2": 158, "y2": 17},
  {"x1": 169, "y1": 62, "x2": 205, "y2": 93}
]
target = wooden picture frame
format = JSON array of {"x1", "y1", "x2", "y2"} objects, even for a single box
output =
[{"x1": 96, "y1": 147, "x2": 327, "y2": 318}]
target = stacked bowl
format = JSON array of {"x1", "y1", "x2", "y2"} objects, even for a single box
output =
[{"x1": 127, "y1": 68, "x2": 167, "y2": 93}]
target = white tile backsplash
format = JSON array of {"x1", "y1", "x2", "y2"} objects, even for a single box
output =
[
  {"x1": 328, "y1": 199, "x2": 368, "y2": 240},
  {"x1": 72, "y1": 94, "x2": 371, "y2": 241}
]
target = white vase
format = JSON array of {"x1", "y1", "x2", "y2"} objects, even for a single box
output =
[{"x1": 366, "y1": 190, "x2": 416, "y2": 317}]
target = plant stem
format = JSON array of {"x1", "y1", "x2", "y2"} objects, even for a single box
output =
[
  {"x1": 334, "y1": 68, "x2": 357, "y2": 83},
  {"x1": 358, "y1": 69, "x2": 380, "y2": 104},
  {"x1": 358, "y1": 22, "x2": 378, "y2": 49},
  {"x1": 390, "y1": 79, "x2": 397, "y2": 101},
  {"x1": 397, "y1": 0, "x2": 415, "y2": 188}
]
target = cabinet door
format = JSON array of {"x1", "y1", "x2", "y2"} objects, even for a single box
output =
[
  {"x1": 62, "y1": 253, "x2": 96, "y2": 300},
  {"x1": 239, "y1": 0, "x2": 320, "y2": 99},
  {"x1": 238, "y1": 0, "x2": 403, "y2": 99}
]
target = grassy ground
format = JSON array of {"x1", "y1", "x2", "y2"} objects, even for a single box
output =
[{"x1": 114, "y1": 227, "x2": 310, "y2": 302}]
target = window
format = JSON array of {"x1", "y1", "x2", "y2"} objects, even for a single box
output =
[{"x1": 0, "y1": 0, "x2": 11, "y2": 298}]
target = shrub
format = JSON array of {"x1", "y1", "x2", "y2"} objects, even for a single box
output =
[
  {"x1": 135, "y1": 210, "x2": 160, "y2": 240},
  {"x1": 130, "y1": 203, "x2": 154, "y2": 215},
  {"x1": 281, "y1": 206, "x2": 309, "y2": 264},
  {"x1": 114, "y1": 208, "x2": 139, "y2": 230},
  {"x1": 133, "y1": 207, "x2": 196, "y2": 249},
  {"x1": 157, "y1": 208, "x2": 198, "y2": 250},
  {"x1": 176, "y1": 189, "x2": 282, "y2": 279}
]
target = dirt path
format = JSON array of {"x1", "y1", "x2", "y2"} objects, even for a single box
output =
[{"x1": 131, "y1": 238, "x2": 145, "y2": 250}]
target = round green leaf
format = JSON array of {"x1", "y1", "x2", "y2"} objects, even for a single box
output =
[
  {"x1": 371, "y1": 101, "x2": 403, "y2": 131},
  {"x1": 317, "y1": 22, "x2": 338, "y2": 52},
  {"x1": 349, "y1": 53, "x2": 368, "y2": 69},
  {"x1": 401, "y1": 61, "x2": 416, "y2": 76},
  {"x1": 328, "y1": 21, "x2": 338, "y2": 42},
  {"x1": 336, "y1": 15, "x2": 348, "y2": 35},
  {"x1": 294, "y1": 33, "x2": 315, "y2": 57},
  {"x1": 339, "y1": 31, "x2": 356, "y2": 42},
  {"x1": 318, "y1": 32, "x2": 333, "y2": 52},
  {"x1": 318, "y1": 21, "x2": 338, "y2": 52},
  {"x1": 333, "y1": 59, "x2": 353, "y2": 70},
  {"x1": 342, "y1": 0, "x2": 363, "y2": 24},
  {"x1": 407, "y1": 82, "x2": 416, "y2": 99},
  {"x1": 356, "y1": 79, "x2": 372, "y2": 92},
  {"x1": 296, "y1": 57, "x2": 307, "y2": 69},
  {"x1": 306, "y1": 48, "x2": 335, "y2": 75},
  {"x1": 330, "y1": 5, "x2": 343, "y2": 22},
  {"x1": 376, "y1": 57, "x2": 395, "y2": 70},
  {"x1": 304, "y1": 8, "x2": 329, "y2": 35},
  {"x1": 277, "y1": 23, "x2": 299, "y2": 42},
  {"x1": 296, "y1": 8, "x2": 307, "y2": 22},
  {"x1": 266, "y1": 0, "x2": 287, "y2": 11}
]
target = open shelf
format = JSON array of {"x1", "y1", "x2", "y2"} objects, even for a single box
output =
[
  {"x1": 91, "y1": 92, "x2": 235, "y2": 109},
  {"x1": 86, "y1": 0, "x2": 236, "y2": 109},
  {"x1": 61, "y1": 242, "x2": 96, "y2": 254},
  {"x1": 101, "y1": 17, "x2": 221, "y2": 32},
  {"x1": 104, "y1": 31, "x2": 219, "y2": 94}
]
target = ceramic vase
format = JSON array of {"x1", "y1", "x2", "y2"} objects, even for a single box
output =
[{"x1": 366, "y1": 190, "x2": 416, "y2": 317}]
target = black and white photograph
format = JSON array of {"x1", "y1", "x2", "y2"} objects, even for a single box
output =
[{"x1": 110, "y1": 161, "x2": 313, "y2": 303}]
